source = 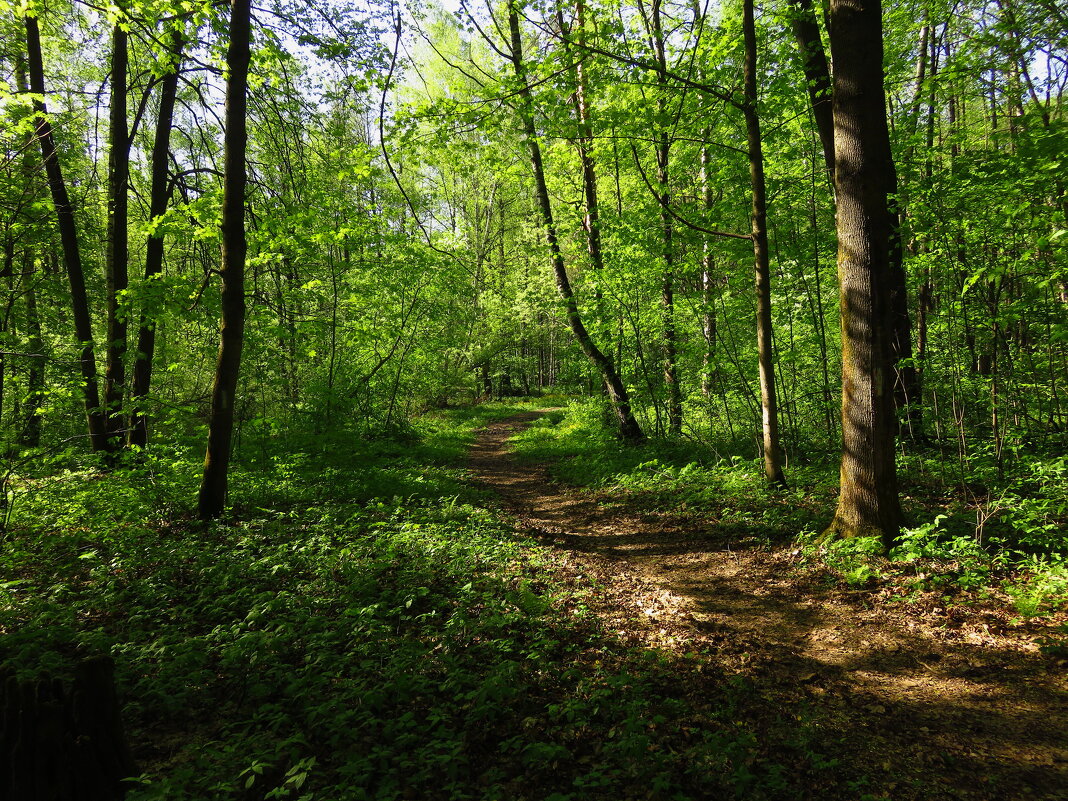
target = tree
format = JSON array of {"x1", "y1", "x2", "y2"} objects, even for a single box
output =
[
  {"x1": 198, "y1": 0, "x2": 251, "y2": 519},
  {"x1": 504, "y1": 0, "x2": 643, "y2": 440},
  {"x1": 823, "y1": 0, "x2": 903, "y2": 548},
  {"x1": 24, "y1": 11, "x2": 107, "y2": 451},
  {"x1": 129, "y1": 27, "x2": 184, "y2": 449},
  {"x1": 103, "y1": 6, "x2": 130, "y2": 452},
  {"x1": 742, "y1": 0, "x2": 787, "y2": 487}
]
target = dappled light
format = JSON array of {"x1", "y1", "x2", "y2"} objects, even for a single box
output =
[{"x1": 1, "y1": 0, "x2": 1067, "y2": 797}]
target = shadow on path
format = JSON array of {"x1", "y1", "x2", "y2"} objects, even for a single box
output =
[{"x1": 469, "y1": 411, "x2": 1068, "y2": 801}]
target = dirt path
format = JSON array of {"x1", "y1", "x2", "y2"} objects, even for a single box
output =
[{"x1": 469, "y1": 411, "x2": 1068, "y2": 800}]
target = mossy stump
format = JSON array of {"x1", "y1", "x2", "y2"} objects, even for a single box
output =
[{"x1": 0, "y1": 656, "x2": 136, "y2": 800}]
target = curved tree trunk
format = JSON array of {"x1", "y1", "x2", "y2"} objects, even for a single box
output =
[
  {"x1": 198, "y1": 0, "x2": 251, "y2": 519},
  {"x1": 506, "y1": 0, "x2": 642, "y2": 440},
  {"x1": 824, "y1": 0, "x2": 903, "y2": 549},
  {"x1": 24, "y1": 15, "x2": 107, "y2": 451},
  {"x1": 787, "y1": 0, "x2": 835, "y2": 185}
]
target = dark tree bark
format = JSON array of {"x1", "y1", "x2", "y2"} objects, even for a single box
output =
[
  {"x1": 104, "y1": 16, "x2": 130, "y2": 452},
  {"x1": 823, "y1": 0, "x2": 903, "y2": 549},
  {"x1": 743, "y1": 0, "x2": 787, "y2": 487},
  {"x1": 129, "y1": 31, "x2": 184, "y2": 449},
  {"x1": 20, "y1": 251, "x2": 44, "y2": 448},
  {"x1": 24, "y1": 14, "x2": 107, "y2": 451},
  {"x1": 198, "y1": 0, "x2": 251, "y2": 519},
  {"x1": 787, "y1": 0, "x2": 835, "y2": 184},
  {"x1": 0, "y1": 657, "x2": 136, "y2": 800},
  {"x1": 505, "y1": 0, "x2": 642, "y2": 440}
]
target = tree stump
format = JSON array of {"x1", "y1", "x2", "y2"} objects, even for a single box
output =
[{"x1": 1, "y1": 656, "x2": 136, "y2": 800}]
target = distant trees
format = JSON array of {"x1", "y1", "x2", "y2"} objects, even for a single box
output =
[{"x1": 0, "y1": 0, "x2": 1064, "y2": 527}]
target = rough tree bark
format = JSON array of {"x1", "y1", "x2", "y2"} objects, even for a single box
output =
[
  {"x1": 0, "y1": 656, "x2": 136, "y2": 800},
  {"x1": 824, "y1": 0, "x2": 903, "y2": 548},
  {"x1": 198, "y1": 0, "x2": 251, "y2": 519},
  {"x1": 787, "y1": 0, "x2": 918, "y2": 433},
  {"x1": 506, "y1": 0, "x2": 642, "y2": 440}
]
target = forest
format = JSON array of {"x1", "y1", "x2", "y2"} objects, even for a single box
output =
[{"x1": 0, "y1": 0, "x2": 1066, "y2": 797}]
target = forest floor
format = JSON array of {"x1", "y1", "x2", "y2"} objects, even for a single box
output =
[{"x1": 469, "y1": 410, "x2": 1068, "y2": 801}]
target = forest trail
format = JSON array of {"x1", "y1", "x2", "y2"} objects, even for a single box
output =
[{"x1": 469, "y1": 411, "x2": 1068, "y2": 800}]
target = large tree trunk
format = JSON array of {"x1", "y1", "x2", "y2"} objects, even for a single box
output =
[
  {"x1": 787, "y1": 0, "x2": 917, "y2": 434},
  {"x1": 129, "y1": 32, "x2": 184, "y2": 449},
  {"x1": 824, "y1": 0, "x2": 903, "y2": 549},
  {"x1": 198, "y1": 0, "x2": 251, "y2": 519},
  {"x1": 744, "y1": 0, "x2": 787, "y2": 487},
  {"x1": 24, "y1": 15, "x2": 107, "y2": 451},
  {"x1": 104, "y1": 17, "x2": 130, "y2": 452},
  {"x1": 506, "y1": 0, "x2": 642, "y2": 440}
]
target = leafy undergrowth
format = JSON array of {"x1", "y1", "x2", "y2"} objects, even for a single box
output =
[
  {"x1": 510, "y1": 398, "x2": 1068, "y2": 621},
  {"x1": 0, "y1": 401, "x2": 843, "y2": 801}
]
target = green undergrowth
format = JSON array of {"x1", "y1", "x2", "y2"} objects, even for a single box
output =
[
  {"x1": 511, "y1": 399, "x2": 1068, "y2": 619},
  {"x1": 510, "y1": 399, "x2": 827, "y2": 545},
  {"x1": 0, "y1": 401, "x2": 839, "y2": 800}
]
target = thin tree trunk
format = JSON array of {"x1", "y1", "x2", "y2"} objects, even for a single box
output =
[
  {"x1": 20, "y1": 251, "x2": 44, "y2": 448},
  {"x1": 743, "y1": 0, "x2": 787, "y2": 487},
  {"x1": 505, "y1": 0, "x2": 642, "y2": 440},
  {"x1": 560, "y1": 0, "x2": 614, "y2": 389},
  {"x1": 649, "y1": 0, "x2": 682, "y2": 436},
  {"x1": 103, "y1": 16, "x2": 130, "y2": 452},
  {"x1": 129, "y1": 31, "x2": 184, "y2": 449},
  {"x1": 24, "y1": 15, "x2": 107, "y2": 451},
  {"x1": 0, "y1": 236, "x2": 11, "y2": 439},
  {"x1": 198, "y1": 0, "x2": 251, "y2": 519},
  {"x1": 823, "y1": 0, "x2": 903, "y2": 549}
]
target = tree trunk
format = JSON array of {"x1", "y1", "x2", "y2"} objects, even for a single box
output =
[
  {"x1": 198, "y1": 0, "x2": 251, "y2": 519},
  {"x1": 787, "y1": 0, "x2": 917, "y2": 432},
  {"x1": 129, "y1": 31, "x2": 184, "y2": 449},
  {"x1": 823, "y1": 0, "x2": 903, "y2": 549},
  {"x1": 787, "y1": 0, "x2": 835, "y2": 184},
  {"x1": 20, "y1": 251, "x2": 44, "y2": 448},
  {"x1": 649, "y1": 0, "x2": 682, "y2": 437},
  {"x1": 744, "y1": 0, "x2": 787, "y2": 487},
  {"x1": 506, "y1": 0, "x2": 643, "y2": 440},
  {"x1": 0, "y1": 656, "x2": 136, "y2": 800},
  {"x1": 24, "y1": 15, "x2": 107, "y2": 451},
  {"x1": 104, "y1": 17, "x2": 130, "y2": 452}
]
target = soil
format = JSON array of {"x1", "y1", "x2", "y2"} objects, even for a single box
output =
[{"x1": 468, "y1": 410, "x2": 1068, "y2": 801}]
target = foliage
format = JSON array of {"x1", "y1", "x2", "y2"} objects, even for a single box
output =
[{"x1": 0, "y1": 406, "x2": 831, "y2": 800}]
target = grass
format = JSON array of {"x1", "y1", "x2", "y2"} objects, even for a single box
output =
[
  {"x1": 509, "y1": 397, "x2": 1068, "y2": 618},
  {"x1": 0, "y1": 400, "x2": 841, "y2": 800}
]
